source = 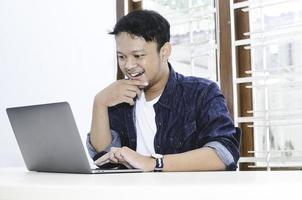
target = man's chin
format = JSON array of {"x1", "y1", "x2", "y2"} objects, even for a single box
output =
[{"x1": 142, "y1": 84, "x2": 151, "y2": 91}]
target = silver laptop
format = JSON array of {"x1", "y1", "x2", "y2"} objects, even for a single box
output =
[{"x1": 6, "y1": 102, "x2": 142, "y2": 174}]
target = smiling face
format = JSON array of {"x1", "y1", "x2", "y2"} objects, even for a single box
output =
[{"x1": 116, "y1": 32, "x2": 170, "y2": 94}]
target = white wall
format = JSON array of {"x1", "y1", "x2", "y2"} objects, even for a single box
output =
[{"x1": 0, "y1": 0, "x2": 116, "y2": 166}]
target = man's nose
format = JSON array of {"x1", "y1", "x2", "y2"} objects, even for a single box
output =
[{"x1": 125, "y1": 57, "x2": 137, "y2": 71}]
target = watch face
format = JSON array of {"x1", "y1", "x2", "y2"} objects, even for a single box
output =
[{"x1": 152, "y1": 153, "x2": 163, "y2": 159}]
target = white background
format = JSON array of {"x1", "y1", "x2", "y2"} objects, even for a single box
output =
[{"x1": 0, "y1": 0, "x2": 116, "y2": 166}]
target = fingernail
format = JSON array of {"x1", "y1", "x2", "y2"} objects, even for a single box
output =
[{"x1": 144, "y1": 82, "x2": 148, "y2": 86}]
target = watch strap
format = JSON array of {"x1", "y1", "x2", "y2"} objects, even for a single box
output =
[{"x1": 154, "y1": 157, "x2": 164, "y2": 172}]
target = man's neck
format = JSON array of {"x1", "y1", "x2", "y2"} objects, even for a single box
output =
[{"x1": 144, "y1": 64, "x2": 170, "y2": 102}]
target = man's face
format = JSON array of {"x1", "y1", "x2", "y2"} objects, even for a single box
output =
[{"x1": 116, "y1": 32, "x2": 167, "y2": 91}]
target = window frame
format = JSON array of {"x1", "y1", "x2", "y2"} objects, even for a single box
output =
[{"x1": 115, "y1": 0, "x2": 255, "y2": 171}]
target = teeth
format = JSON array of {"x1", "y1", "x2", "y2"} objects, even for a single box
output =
[
  {"x1": 130, "y1": 72, "x2": 139, "y2": 77},
  {"x1": 129, "y1": 71, "x2": 144, "y2": 78},
  {"x1": 127, "y1": 67, "x2": 145, "y2": 79}
]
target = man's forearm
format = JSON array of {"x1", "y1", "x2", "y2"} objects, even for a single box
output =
[
  {"x1": 90, "y1": 101, "x2": 112, "y2": 152},
  {"x1": 162, "y1": 147, "x2": 226, "y2": 171}
]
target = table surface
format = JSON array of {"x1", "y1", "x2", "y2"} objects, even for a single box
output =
[{"x1": 0, "y1": 167, "x2": 301, "y2": 200}]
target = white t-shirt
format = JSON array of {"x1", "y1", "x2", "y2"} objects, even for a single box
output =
[{"x1": 135, "y1": 92, "x2": 160, "y2": 156}]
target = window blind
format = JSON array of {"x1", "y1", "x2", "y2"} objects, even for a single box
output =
[{"x1": 231, "y1": 0, "x2": 302, "y2": 170}]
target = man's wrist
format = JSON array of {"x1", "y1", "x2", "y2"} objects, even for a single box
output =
[
  {"x1": 146, "y1": 157, "x2": 156, "y2": 172},
  {"x1": 94, "y1": 97, "x2": 108, "y2": 110}
]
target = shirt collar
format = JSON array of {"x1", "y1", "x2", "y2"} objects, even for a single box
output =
[{"x1": 156, "y1": 62, "x2": 177, "y2": 109}]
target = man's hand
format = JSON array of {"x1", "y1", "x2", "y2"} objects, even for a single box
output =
[
  {"x1": 90, "y1": 80, "x2": 147, "y2": 154},
  {"x1": 94, "y1": 80, "x2": 148, "y2": 107},
  {"x1": 94, "y1": 147, "x2": 156, "y2": 172}
]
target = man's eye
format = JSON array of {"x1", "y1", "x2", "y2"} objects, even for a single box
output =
[
  {"x1": 118, "y1": 55, "x2": 125, "y2": 60},
  {"x1": 134, "y1": 54, "x2": 145, "y2": 59}
]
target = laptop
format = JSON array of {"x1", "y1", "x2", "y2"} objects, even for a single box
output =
[{"x1": 6, "y1": 102, "x2": 142, "y2": 174}]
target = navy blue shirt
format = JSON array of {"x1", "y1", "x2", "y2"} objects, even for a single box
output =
[{"x1": 87, "y1": 64, "x2": 240, "y2": 170}]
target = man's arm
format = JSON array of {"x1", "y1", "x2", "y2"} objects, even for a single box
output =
[
  {"x1": 89, "y1": 79, "x2": 147, "y2": 152},
  {"x1": 90, "y1": 101, "x2": 112, "y2": 152},
  {"x1": 162, "y1": 147, "x2": 225, "y2": 171},
  {"x1": 94, "y1": 146, "x2": 226, "y2": 171}
]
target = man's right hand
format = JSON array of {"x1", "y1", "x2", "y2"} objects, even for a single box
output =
[
  {"x1": 90, "y1": 79, "x2": 147, "y2": 153},
  {"x1": 94, "y1": 79, "x2": 148, "y2": 107}
]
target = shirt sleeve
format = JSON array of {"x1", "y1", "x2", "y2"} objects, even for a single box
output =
[
  {"x1": 86, "y1": 129, "x2": 122, "y2": 160},
  {"x1": 204, "y1": 141, "x2": 235, "y2": 167},
  {"x1": 197, "y1": 82, "x2": 240, "y2": 170}
]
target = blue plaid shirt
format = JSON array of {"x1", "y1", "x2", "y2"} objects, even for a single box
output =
[{"x1": 87, "y1": 64, "x2": 240, "y2": 170}]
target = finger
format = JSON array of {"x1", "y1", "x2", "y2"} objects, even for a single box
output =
[
  {"x1": 121, "y1": 96, "x2": 134, "y2": 106},
  {"x1": 126, "y1": 85, "x2": 142, "y2": 96},
  {"x1": 94, "y1": 152, "x2": 110, "y2": 166},
  {"x1": 95, "y1": 159, "x2": 110, "y2": 166},
  {"x1": 109, "y1": 151, "x2": 119, "y2": 163},
  {"x1": 119, "y1": 147, "x2": 134, "y2": 164},
  {"x1": 109, "y1": 157, "x2": 119, "y2": 163},
  {"x1": 114, "y1": 147, "x2": 134, "y2": 169},
  {"x1": 123, "y1": 79, "x2": 148, "y2": 87},
  {"x1": 110, "y1": 147, "x2": 129, "y2": 165},
  {"x1": 124, "y1": 90, "x2": 137, "y2": 99},
  {"x1": 104, "y1": 147, "x2": 120, "y2": 164},
  {"x1": 114, "y1": 150, "x2": 127, "y2": 164}
]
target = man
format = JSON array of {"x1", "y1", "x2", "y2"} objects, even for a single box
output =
[{"x1": 87, "y1": 10, "x2": 240, "y2": 172}]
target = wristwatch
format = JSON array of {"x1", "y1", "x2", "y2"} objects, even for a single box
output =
[{"x1": 151, "y1": 153, "x2": 164, "y2": 172}]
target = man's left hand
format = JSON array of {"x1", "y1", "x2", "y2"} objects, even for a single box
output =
[{"x1": 94, "y1": 147, "x2": 156, "y2": 172}]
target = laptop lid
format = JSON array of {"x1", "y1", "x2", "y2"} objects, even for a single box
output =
[{"x1": 6, "y1": 102, "x2": 93, "y2": 174}]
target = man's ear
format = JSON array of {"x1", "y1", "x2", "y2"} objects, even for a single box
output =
[{"x1": 160, "y1": 42, "x2": 171, "y2": 61}]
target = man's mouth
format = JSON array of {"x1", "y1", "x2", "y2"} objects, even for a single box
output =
[{"x1": 127, "y1": 69, "x2": 145, "y2": 79}]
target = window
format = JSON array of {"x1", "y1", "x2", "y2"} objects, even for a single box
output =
[
  {"x1": 231, "y1": 0, "x2": 302, "y2": 169},
  {"x1": 123, "y1": 0, "x2": 302, "y2": 170},
  {"x1": 143, "y1": 0, "x2": 218, "y2": 81}
]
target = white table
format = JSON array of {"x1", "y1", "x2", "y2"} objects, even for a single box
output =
[{"x1": 0, "y1": 167, "x2": 301, "y2": 200}]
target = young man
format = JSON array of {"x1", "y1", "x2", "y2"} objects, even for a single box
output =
[{"x1": 87, "y1": 10, "x2": 240, "y2": 172}]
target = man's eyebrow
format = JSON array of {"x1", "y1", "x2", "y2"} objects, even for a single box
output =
[
  {"x1": 116, "y1": 49, "x2": 146, "y2": 54},
  {"x1": 131, "y1": 49, "x2": 146, "y2": 53}
]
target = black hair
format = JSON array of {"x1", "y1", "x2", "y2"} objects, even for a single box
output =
[{"x1": 109, "y1": 10, "x2": 170, "y2": 52}]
